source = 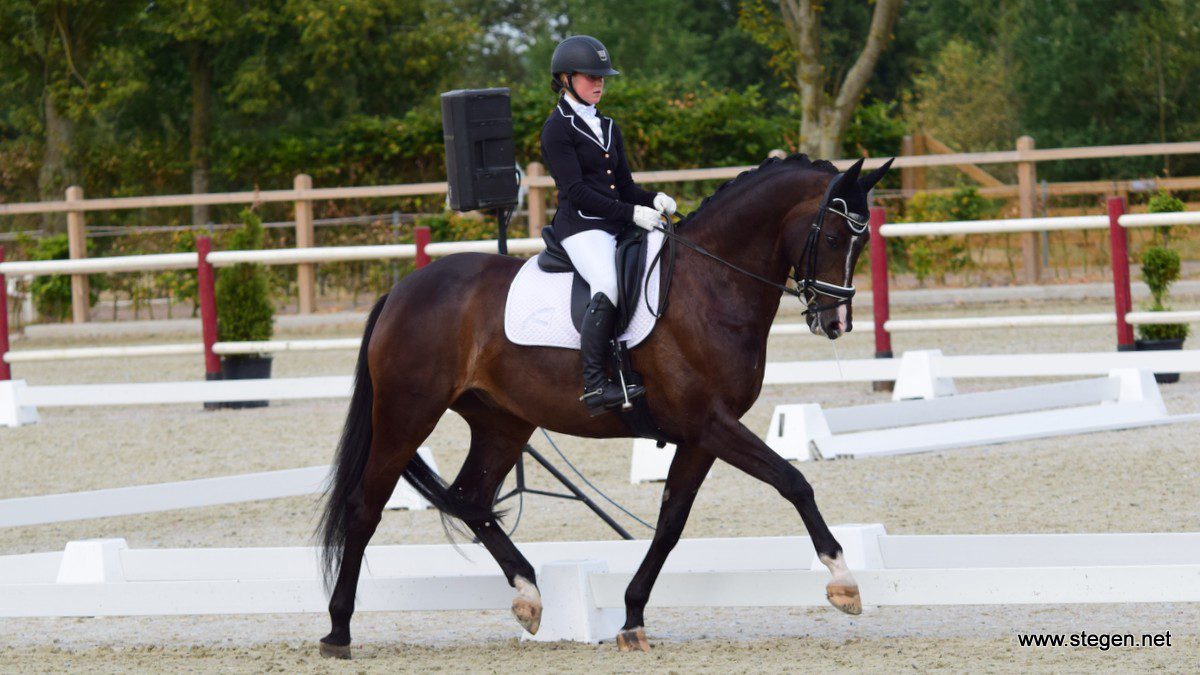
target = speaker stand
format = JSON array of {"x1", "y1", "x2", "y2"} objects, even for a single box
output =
[
  {"x1": 493, "y1": 443, "x2": 634, "y2": 540},
  {"x1": 495, "y1": 206, "x2": 513, "y2": 255}
]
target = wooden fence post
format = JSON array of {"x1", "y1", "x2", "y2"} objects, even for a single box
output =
[
  {"x1": 294, "y1": 174, "x2": 316, "y2": 314},
  {"x1": 65, "y1": 186, "x2": 89, "y2": 323},
  {"x1": 911, "y1": 133, "x2": 927, "y2": 191},
  {"x1": 1017, "y1": 135, "x2": 1041, "y2": 284},
  {"x1": 900, "y1": 135, "x2": 915, "y2": 195},
  {"x1": 526, "y1": 161, "x2": 547, "y2": 239}
]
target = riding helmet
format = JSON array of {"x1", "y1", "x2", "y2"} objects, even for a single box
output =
[{"x1": 550, "y1": 35, "x2": 620, "y2": 77}]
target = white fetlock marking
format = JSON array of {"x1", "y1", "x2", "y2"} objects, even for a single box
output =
[
  {"x1": 819, "y1": 552, "x2": 856, "y2": 586},
  {"x1": 514, "y1": 575, "x2": 541, "y2": 607}
]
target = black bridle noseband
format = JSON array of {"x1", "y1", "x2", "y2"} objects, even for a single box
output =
[{"x1": 646, "y1": 176, "x2": 868, "y2": 318}]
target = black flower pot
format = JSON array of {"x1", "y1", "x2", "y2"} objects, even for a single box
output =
[
  {"x1": 212, "y1": 354, "x2": 273, "y2": 409},
  {"x1": 1134, "y1": 338, "x2": 1185, "y2": 384}
]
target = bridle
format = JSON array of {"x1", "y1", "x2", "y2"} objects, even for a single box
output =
[{"x1": 646, "y1": 175, "x2": 868, "y2": 318}]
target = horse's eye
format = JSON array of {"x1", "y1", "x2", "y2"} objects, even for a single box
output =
[{"x1": 825, "y1": 234, "x2": 838, "y2": 246}]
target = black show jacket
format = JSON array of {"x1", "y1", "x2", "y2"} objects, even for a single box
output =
[{"x1": 540, "y1": 97, "x2": 657, "y2": 239}]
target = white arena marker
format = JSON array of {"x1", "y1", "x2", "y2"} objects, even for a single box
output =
[
  {"x1": 0, "y1": 449, "x2": 436, "y2": 527},
  {"x1": 891, "y1": 349, "x2": 957, "y2": 401},
  {"x1": 0, "y1": 380, "x2": 39, "y2": 428},
  {"x1": 629, "y1": 440, "x2": 715, "y2": 483},
  {"x1": 526, "y1": 560, "x2": 622, "y2": 643},
  {"x1": 765, "y1": 403, "x2": 830, "y2": 462}
]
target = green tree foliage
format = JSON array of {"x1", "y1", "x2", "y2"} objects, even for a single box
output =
[
  {"x1": 215, "y1": 210, "x2": 275, "y2": 342},
  {"x1": 903, "y1": 40, "x2": 1016, "y2": 153},
  {"x1": 3, "y1": 0, "x2": 1200, "y2": 233},
  {"x1": 27, "y1": 234, "x2": 102, "y2": 321},
  {"x1": 897, "y1": 187, "x2": 1001, "y2": 285}
]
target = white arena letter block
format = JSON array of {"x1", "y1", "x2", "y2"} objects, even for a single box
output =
[
  {"x1": 1109, "y1": 368, "x2": 1167, "y2": 416},
  {"x1": 808, "y1": 523, "x2": 887, "y2": 571},
  {"x1": 765, "y1": 403, "x2": 830, "y2": 461},
  {"x1": 525, "y1": 560, "x2": 621, "y2": 643},
  {"x1": 892, "y1": 350, "x2": 957, "y2": 401},
  {"x1": 630, "y1": 439, "x2": 674, "y2": 483},
  {"x1": 56, "y1": 538, "x2": 128, "y2": 584},
  {"x1": 385, "y1": 446, "x2": 437, "y2": 510},
  {"x1": 0, "y1": 380, "x2": 39, "y2": 428}
]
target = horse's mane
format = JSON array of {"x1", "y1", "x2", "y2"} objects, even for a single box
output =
[{"x1": 676, "y1": 153, "x2": 838, "y2": 228}]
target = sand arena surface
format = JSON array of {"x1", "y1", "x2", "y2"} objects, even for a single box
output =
[{"x1": 2, "y1": 299, "x2": 1198, "y2": 672}]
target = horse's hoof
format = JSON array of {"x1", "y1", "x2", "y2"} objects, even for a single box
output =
[
  {"x1": 616, "y1": 626, "x2": 650, "y2": 652},
  {"x1": 826, "y1": 582, "x2": 862, "y2": 615},
  {"x1": 511, "y1": 596, "x2": 542, "y2": 635},
  {"x1": 319, "y1": 640, "x2": 352, "y2": 660},
  {"x1": 512, "y1": 576, "x2": 542, "y2": 635}
]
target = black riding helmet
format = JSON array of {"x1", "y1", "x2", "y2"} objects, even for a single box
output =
[{"x1": 551, "y1": 35, "x2": 620, "y2": 79}]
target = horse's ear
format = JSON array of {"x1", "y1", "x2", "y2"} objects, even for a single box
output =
[
  {"x1": 842, "y1": 157, "x2": 865, "y2": 184},
  {"x1": 859, "y1": 158, "x2": 894, "y2": 192}
]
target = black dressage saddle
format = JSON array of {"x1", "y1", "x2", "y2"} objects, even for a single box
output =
[{"x1": 536, "y1": 226, "x2": 650, "y2": 335}]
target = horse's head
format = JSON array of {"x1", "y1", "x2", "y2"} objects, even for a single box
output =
[{"x1": 795, "y1": 158, "x2": 893, "y2": 340}]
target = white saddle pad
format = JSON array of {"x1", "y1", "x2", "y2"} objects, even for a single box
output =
[{"x1": 504, "y1": 228, "x2": 665, "y2": 350}]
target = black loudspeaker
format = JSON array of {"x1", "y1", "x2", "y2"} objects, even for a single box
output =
[{"x1": 441, "y1": 88, "x2": 519, "y2": 211}]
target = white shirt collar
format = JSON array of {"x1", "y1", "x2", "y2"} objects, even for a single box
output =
[{"x1": 564, "y1": 93, "x2": 598, "y2": 119}]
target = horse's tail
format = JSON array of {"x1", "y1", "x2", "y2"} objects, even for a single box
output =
[
  {"x1": 318, "y1": 293, "x2": 389, "y2": 591},
  {"x1": 318, "y1": 291, "x2": 498, "y2": 592}
]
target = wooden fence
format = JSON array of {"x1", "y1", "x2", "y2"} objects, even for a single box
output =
[{"x1": 2, "y1": 139, "x2": 1199, "y2": 323}]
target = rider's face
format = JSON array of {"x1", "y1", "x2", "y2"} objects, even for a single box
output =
[{"x1": 568, "y1": 73, "x2": 605, "y2": 106}]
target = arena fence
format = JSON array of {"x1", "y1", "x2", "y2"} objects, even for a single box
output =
[
  {"x1": 2, "y1": 525, "x2": 1197, "y2": 643},
  {"x1": 3, "y1": 200, "x2": 1199, "y2": 381},
  {"x1": 867, "y1": 198, "x2": 1200, "y2": 362}
]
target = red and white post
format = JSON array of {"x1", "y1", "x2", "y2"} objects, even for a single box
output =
[
  {"x1": 197, "y1": 236, "x2": 221, "y2": 379},
  {"x1": 868, "y1": 207, "x2": 893, "y2": 391},
  {"x1": 1106, "y1": 197, "x2": 1135, "y2": 351},
  {"x1": 414, "y1": 226, "x2": 431, "y2": 269},
  {"x1": 0, "y1": 246, "x2": 11, "y2": 381}
]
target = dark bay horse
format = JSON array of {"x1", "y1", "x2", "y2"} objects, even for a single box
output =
[{"x1": 317, "y1": 154, "x2": 892, "y2": 657}]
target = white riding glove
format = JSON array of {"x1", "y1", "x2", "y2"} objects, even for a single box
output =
[
  {"x1": 653, "y1": 192, "x2": 677, "y2": 215},
  {"x1": 632, "y1": 205, "x2": 663, "y2": 231}
]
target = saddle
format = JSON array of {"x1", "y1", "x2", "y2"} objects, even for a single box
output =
[
  {"x1": 534, "y1": 225, "x2": 670, "y2": 445},
  {"x1": 536, "y1": 226, "x2": 650, "y2": 335}
]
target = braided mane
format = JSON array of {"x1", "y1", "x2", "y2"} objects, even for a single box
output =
[{"x1": 676, "y1": 153, "x2": 838, "y2": 227}]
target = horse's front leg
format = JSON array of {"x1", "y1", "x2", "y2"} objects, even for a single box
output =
[
  {"x1": 692, "y1": 414, "x2": 861, "y2": 615},
  {"x1": 618, "y1": 446, "x2": 716, "y2": 652}
]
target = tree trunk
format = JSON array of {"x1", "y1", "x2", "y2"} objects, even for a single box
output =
[
  {"x1": 190, "y1": 41, "x2": 212, "y2": 226},
  {"x1": 38, "y1": 92, "x2": 76, "y2": 233},
  {"x1": 781, "y1": 0, "x2": 902, "y2": 159}
]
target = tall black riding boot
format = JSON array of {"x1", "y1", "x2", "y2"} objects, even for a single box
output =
[{"x1": 579, "y1": 293, "x2": 645, "y2": 414}]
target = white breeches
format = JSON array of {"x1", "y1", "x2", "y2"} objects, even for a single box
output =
[{"x1": 561, "y1": 229, "x2": 619, "y2": 306}]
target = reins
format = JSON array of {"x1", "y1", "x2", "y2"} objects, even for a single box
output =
[{"x1": 644, "y1": 191, "x2": 866, "y2": 318}]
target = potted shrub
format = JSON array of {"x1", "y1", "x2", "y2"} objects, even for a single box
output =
[
  {"x1": 1134, "y1": 192, "x2": 1188, "y2": 383},
  {"x1": 214, "y1": 209, "x2": 276, "y2": 407}
]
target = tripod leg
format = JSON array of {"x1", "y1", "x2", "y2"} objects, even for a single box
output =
[{"x1": 524, "y1": 445, "x2": 633, "y2": 540}]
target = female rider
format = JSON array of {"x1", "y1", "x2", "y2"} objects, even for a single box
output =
[{"x1": 539, "y1": 35, "x2": 677, "y2": 415}]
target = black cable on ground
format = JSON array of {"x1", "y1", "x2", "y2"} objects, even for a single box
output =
[{"x1": 539, "y1": 428, "x2": 657, "y2": 532}]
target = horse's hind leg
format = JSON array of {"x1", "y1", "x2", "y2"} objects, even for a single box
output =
[
  {"x1": 618, "y1": 446, "x2": 716, "y2": 652},
  {"x1": 449, "y1": 405, "x2": 541, "y2": 634},
  {"x1": 320, "y1": 392, "x2": 446, "y2": 659},
  {"x1": 692, "y1": 415, "x2": 860, "y2": 615}
]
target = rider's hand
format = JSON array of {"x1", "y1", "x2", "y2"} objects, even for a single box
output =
[
  {"x1": 653, "y1": 192, "x2": 677, "y2": 215},
  {"x1": 632, "y1": 205, "x2": 663, "y2": 231}
]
